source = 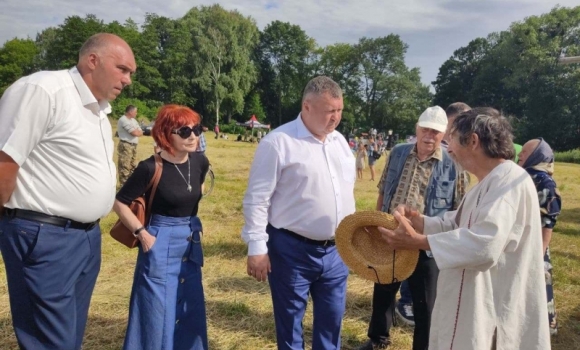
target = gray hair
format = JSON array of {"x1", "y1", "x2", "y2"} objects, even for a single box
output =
[
  {"x1": 450, "y1": 107, "x2": 515, "y2": 160},
  {"x1": 302, "y1": 76, "x2": 342, "y2": 103}
]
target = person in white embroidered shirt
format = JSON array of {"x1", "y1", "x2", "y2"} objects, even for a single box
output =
[
  {"x1": 0, "y1": 33, "x2": 136, "y2": 350},
  {"x1": 379, "y1": 107, "x2": 550, "y2": 350},
  {"x1": 242, "y1": 76, "x2": 356, "y2": 350}
]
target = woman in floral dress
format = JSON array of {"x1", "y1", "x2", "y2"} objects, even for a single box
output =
[{"x1": 518, "y1": 137, "x2": 562, "y2": 335}]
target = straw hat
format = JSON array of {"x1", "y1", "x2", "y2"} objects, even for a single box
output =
[{"x1": 336, "y1": 211, "x2": 419, "y2": 284}]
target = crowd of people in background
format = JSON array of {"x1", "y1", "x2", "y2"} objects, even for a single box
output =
[
  {"x1": 0, "y1": 32, "x2": 563, "y2": 350},
  {"x1": 351, "y1": 130, "x2": 397, "y2": 181}
]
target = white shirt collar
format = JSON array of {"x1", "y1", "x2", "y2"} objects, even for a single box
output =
[{"x1": 69, "y1": 67, "x2": 112, "y2": 114}]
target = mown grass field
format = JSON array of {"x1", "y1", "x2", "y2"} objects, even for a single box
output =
[{"x1": 0, "y1": 130, "x2": 579, "y2": 349}]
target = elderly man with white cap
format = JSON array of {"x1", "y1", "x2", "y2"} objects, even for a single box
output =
[{"x1": 357, "y1": 106, "x2": 468, "y2": 350}]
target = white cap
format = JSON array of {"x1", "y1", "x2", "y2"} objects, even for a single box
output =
[{"x1": 417, "y1": 106, "x2": 448, "y2": 133}]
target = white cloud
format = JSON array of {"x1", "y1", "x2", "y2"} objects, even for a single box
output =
[
  {"x1": 0, "y1": 0, "x2": 470, "y2": 45},
  {"x1": 1, "y1": 0, "x2": 578, "y2": 86}
]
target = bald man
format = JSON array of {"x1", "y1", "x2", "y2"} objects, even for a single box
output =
[{"x1": 0, "y1": 33, "x2": 136, "y2": 349}]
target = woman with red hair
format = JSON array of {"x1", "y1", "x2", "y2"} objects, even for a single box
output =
[{"x1": 113, "y1": 104, "x2": 209, "y2": 350}]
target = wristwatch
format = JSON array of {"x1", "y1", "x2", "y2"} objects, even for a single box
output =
[{"x1": 133, "y1": 226, "x2": 145, "y2": 237}]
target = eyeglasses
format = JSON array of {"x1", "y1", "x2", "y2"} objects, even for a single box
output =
[{"x1": 172, "y1": 125, "x2": 203, "y2": 139}]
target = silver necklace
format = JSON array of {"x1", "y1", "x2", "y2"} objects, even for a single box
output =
[{"x1": 173, "y1": 157, "x2": 192, "y2": 192}]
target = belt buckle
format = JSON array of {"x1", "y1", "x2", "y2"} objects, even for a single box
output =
[{"x1": 323, "y1": 239, "x2": 330, "y2": 247}]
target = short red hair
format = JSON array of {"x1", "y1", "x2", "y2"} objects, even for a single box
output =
[{"x1": 152, "y1": 104, "x2": 201, "y2": 155}]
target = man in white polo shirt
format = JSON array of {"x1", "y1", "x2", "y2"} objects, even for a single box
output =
[
  {"x1": 242, "y1": 76, "x2": 356, "y2": 349},
  {"x1": 0, "y1": 33, "x2": 136, "y2": 349},
  {"x1": 117, "y1": 104, "x2": 142, "y2": 186}
]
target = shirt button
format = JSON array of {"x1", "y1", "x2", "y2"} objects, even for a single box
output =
[
  {"x1": 176, "y1": 319, "x2": 180, "y2": 324},
  {"x1": 180, "y1": 278, "x2": 185, "y2": 283},
  {"x1": 182, "y1": 257, "x2": 188, "y2": 262}
]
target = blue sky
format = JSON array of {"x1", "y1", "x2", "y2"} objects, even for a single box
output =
[{"x1": 1, "y1": 0, "x2": 577, "y2": 88}]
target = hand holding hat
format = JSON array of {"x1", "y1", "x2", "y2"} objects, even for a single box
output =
[
  {"x1": 335, "y1": 211, "x2": 420, "y2": 284},
  {"x1": 378, "y1": 211, "x2": 430, "y2": 251}
]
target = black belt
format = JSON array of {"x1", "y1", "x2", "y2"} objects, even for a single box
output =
[
  {"x1": 274, "y1": 225, "x2": 335, "y2": 246},
  {"x1": 3, "y1": 208, "x2": 100, "y2": 231}
]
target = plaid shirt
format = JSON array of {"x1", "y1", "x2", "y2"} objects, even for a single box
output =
[
  {"x1": 197, "y1": 133, "x2": 207, "y2": 152},
  {"x1": 378, "y1": 145, "x2": 468, "y2": 213}
]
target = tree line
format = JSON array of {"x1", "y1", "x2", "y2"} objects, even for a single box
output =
[
  {"x1": 433, "y1": 6, "x2": 580, "y2": 151},
  {"x1": 0, "y1": 4, "x2": 431, "y2": 137},
  {"x1": 1, "y1": 5, "x2": 579, "y2": 149}
]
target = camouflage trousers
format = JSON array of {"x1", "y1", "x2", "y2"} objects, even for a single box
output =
[{"x1": 118, "y1": 140, "x2": 138, "y2": 187}]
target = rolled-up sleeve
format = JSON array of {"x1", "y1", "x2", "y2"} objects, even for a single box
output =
[{"x1": 241, "y1": 139, "x2": 282, "y2": 256}]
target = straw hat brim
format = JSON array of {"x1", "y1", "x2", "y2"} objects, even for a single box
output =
[{"x1": 336, "y1": 211, "x2": 419, "y2": 284}]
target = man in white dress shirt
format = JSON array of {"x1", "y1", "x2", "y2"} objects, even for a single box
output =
[
  {"x1": 242, "y1": 76, "x2": 356, "y2": 350},
  {"x1": 381, "y1": 108, "x2": 550, "y2": 350},
  {"x1": 0, "y1": 33, "x2": 136, "y2": 349}
]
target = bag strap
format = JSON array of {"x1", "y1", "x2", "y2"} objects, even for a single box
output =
[{"x1": 145, "y1": 153, "x2": 163, "y2": 224}]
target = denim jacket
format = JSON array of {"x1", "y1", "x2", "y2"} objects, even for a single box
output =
[{"x1": 381, "y1": 143, "x2": 457, "y2": 218}]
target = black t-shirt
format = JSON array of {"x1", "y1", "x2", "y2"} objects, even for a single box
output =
[{"x1": 116, "y1": 152, "x2": 210, "y2": 217}]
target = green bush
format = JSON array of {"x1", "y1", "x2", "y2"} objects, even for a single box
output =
[
  {"x1": 555, "y1": 149, "x2": 580, "y2": 164},
  {"x1": 219, "y1": 121, "x2": 246, "y2": 135},
  {"x1": 110, "y1": 98, "x2": 163, "y2": 122}
]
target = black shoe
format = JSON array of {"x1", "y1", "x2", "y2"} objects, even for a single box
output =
[{"x1": 356, "y1": 339, "x2": 389, "y2": 350}]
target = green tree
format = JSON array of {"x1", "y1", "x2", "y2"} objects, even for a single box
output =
[
  {"x1": 433, "y1": 5, "x2": 580, "y2": 150},
  {"x1": 105, "y1": 19, "x2": 150, "y2": 100},
  {"x1": 0, "y1": 38, "x2": 38, "y2": 94},
  {"x1": 135, "y1": 14, "x2": 174, "y2": 103},
  {"x1": 243, "y1": 91, "x2": 266, "y2": 121},
  {"x1": 42, "y1": 14, "x2": 105, "y2": 70},
  {"x1": 34, "y1": 27, "x2": 59, "y2": 70},
  {"x1": 183, "y1": 5, "x2": 259, "y2": 126},
  {"x1": 317, "y1": 43, "x2": 363, "y2": 133},
  {"x1": 110, "y1": 97, "x2": 162, "y2": 121},
  {"x1": 257, "y1": 21, "x2": 316, "y2": 126},
  {"x1": 317, "y1": 43, "x2": 361, "y2": 100},
  {"x1": 432, "y1": 37, "x2": 493, "y2": 108},
  {"x1": 355, "y1": 35, "x2": 431, "y2": 134}
]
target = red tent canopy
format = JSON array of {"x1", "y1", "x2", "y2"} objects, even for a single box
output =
[{"x1": 237, "y1": 115, "x2": 270, "y2": 129}]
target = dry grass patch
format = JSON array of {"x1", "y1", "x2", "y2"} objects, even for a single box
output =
[{"x1": 0, "y1": 131, "x2": 578, "y2": 349}]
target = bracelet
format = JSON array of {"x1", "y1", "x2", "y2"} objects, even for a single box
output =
[{"x1": 133, "y1": 226, "x2": 145, "y2": 237}]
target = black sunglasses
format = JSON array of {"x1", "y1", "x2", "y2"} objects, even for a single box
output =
[{"x1": 172, "y1": 125, "x2": 203, "y2": 139}]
